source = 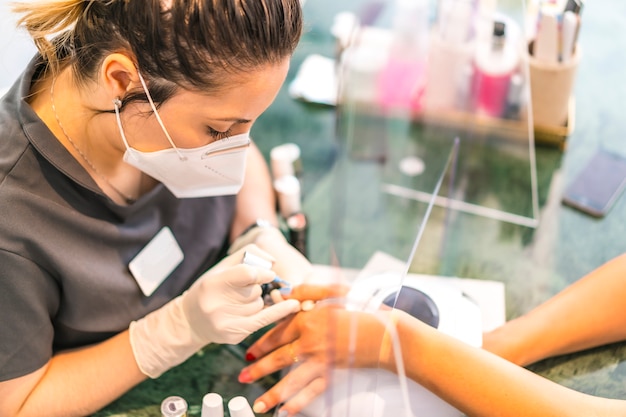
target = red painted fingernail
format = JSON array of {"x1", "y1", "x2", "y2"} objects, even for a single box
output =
[
  {"x1": 245, "y1": 352, "x2": 256, "y2": 362},
  {"x1": 238, "y1": 369, "x2": 252, "y2": 384}
]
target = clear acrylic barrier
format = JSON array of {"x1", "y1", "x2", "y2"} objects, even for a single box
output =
[
  {"x1": 336, "y1": 0, "x2": 538, "y2": 255},
  {"x1": 322, "y1": 0, "x2": 537, "y2": 269},
  {"x1": 294, "y1": 140, "x2": 480, "y2": 417},
  {"x1": 296, "y1": 0, "x2": 535, "y2": 416}
]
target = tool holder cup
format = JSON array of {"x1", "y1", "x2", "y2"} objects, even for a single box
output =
[{"x1": 527, "y1": 42, "x2": 580, "y2": 128}]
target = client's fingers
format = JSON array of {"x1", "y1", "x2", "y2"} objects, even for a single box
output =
[
  {"x1": 288, "y1": 283, "x2": 349, "y2": 302},
  {"x1": 250, "y1": 362, "x2": 327, "y2": 415},
  {"x1": 278, "y1": 376, "x2": 327, "y2": 417},
  {"x1": 241, "y1": 340, "x2": 302, "y2": 383},
  {"x1": 245, "y1": 314, "x2": 301, "y2": 360}
]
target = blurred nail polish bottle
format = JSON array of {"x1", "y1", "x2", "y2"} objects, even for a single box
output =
[
  {"x1": 286, "y1": 211, "x2": 308, "y2": 258},
  {"x1": 424, "y1": 0, "x2": 477, "y2": 113},
  {"x1": 376, "y1": 0, "x2": 430, "y2": 113},
  {"x1": 472, "y1": 19, "x2": 520, "y2": 118}
]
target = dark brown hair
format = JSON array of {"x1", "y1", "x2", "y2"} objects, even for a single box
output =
[{"x1": 13, "y1": 0, "x2": 302, "y2": 103}]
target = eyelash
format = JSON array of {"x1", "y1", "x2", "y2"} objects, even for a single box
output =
[{"x1": 207, "y1": 126, "x2": 233, "y2": 140}]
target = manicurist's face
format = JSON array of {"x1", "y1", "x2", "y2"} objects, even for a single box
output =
[{"x1": 119, "y1": 58, "x2": 290, "y2": 152}]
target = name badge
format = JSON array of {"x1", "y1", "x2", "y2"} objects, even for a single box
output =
[{"x1": 129, "y1": 227, "x2": 184, "y2": 296}]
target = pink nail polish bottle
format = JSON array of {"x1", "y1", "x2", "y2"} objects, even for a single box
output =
[
  {"x1": 376, "y1": 0, "x2": 430, "y2": 114},
  {"x1": 471, "y1": 19, "x2": 520, "y2": 118}
]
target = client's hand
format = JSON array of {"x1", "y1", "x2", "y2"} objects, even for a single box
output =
[{"x1": 238, "y1": 290, "x2": 392, "y2": 416}]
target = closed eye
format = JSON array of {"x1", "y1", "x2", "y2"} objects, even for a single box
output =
[{"x1": 207, "y1": 126, "x2": 234, "y2": 140}]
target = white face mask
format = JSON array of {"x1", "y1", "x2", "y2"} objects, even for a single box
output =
[{"x1": 114, "y1": 72, "x2": 251, "y2": 198}]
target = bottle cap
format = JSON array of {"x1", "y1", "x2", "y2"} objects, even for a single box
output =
[
  {"x1": 565, "y1": 0, "x2": 583, "y2": 14},
  {"x1": 228, "y1": 396, "x2": 255, "y2": 417},
  {"x1": 161, "y1": 396, "x2": 188, "y2": 417},
  {"x1": 270, "y1": 143, "x2": 301, "y2": 179},
  {"x1": 492, "y1": 20, "x2": 506, "y2": 49},
  {"x1": 201, "y1": 393, "x2": 224, "y2": 417}
]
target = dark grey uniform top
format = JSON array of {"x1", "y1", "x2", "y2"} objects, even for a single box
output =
[{"x1": 0, "y1": 59, "x2": 237, "y2": 381}]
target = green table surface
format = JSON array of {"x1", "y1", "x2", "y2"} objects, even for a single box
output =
[{"x1": 96, "y1": 0, "x2": 626, "y2": 415}]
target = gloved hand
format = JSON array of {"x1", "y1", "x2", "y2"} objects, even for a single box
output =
[
  {"x1": 129, "y1": 245, "x2": 301, "y2": 378},
  {"x1": 229, "y1": 223, "x2": 312, "y2": 286}
]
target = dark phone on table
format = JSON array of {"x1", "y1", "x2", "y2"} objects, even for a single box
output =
[{"x1": 562, "y1": 149, "x2": 626, "y2": 218}]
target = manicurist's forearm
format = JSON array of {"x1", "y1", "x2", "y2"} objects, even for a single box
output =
[
  {"x1": 394, "y1": 312, "x2": 626, "y2": 417},
  {"x1": 0, "y1": 331, "x2": 145, "y2": 417},
  {"x1": 231, "y1": 142, "x2": 279, "y2": 241}
]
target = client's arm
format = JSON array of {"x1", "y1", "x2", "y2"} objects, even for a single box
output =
[
  {"x1": 483, "y1": 253, "x2": 626, "y2": 366},
  {"x1": 393, "y1": 309, "x2": 625, "y2": 417},
  {"x1": 242, "y1": 305, "x2": 626, "y2": 417}
]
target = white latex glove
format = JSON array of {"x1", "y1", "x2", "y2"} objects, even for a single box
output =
[
  {"x1": 129, "y1": 246, "x2": 301, "y2": 378},
  {"x1": 229, "y1": 224, "x2": 312, "y2": 287}
]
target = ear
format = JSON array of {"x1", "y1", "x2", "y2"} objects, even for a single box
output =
[{"x1": 100, "y1": 53, "x2": 140, "y2": 98}]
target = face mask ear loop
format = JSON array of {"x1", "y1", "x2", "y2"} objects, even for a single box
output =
[
  {"x1": 113, "y1": 98, "x2": 137, "y2": 161},
  {"x1": 136, "y1": 70, "x2": 187, "y2": 161}
]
